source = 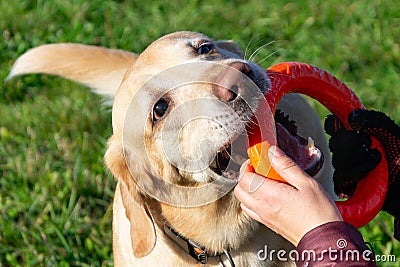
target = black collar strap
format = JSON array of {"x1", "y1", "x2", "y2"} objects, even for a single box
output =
[{"x1": 164, "y1": 224, "x2": 236, "y2": 267}]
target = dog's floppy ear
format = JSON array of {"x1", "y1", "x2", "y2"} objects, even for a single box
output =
[
  {"x1": 105, "y1": 136, "x2": 156, "y2": 258},
  {"x1": 216, "y1": 40, "x2": 244, "y2": 58},
  {"x1": 7, "y1": 43, "x2": 138, "y2": 98}
]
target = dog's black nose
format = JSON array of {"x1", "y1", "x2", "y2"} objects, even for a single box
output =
[{"x1": 213, "y1": 62, "x2": 250, "y2": 102}]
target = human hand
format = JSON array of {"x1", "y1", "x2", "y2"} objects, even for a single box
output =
[{"x1": 234, "y1": 146, "x2": 342, "y2": 246}]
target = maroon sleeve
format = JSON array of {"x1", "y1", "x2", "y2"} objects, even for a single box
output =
[{"x1": 295, "y1": 221, "x2": 376, "y2": 266}]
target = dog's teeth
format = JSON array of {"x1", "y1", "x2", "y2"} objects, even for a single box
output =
[
  {"x1": 305, "y1": 137, "x2": 321, "y2": 157},
  {"x1": 305, "y1": 137, "x2": 315, "y2": 149}
]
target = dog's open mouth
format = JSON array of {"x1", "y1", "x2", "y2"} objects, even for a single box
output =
[
  {"x1": 209, "y1": 109, "x2": 324, "y2": 181},
  {"x1": 210, "y1": 144, "x2": 241, "y2": 180}
]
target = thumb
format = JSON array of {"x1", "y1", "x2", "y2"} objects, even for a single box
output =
[{"x1": 268, "y1": 146, "x2": 313, "y2": 188}]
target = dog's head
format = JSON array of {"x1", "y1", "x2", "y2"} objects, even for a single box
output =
[{"x1": 112, "y1": 31, "x2": 269, "y2": 184}]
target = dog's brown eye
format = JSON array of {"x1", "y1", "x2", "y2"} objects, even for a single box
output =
[
  {"x1": 197, "y1": 43, "x2": 213, "y2": 55},
  {"x1": 153, "y1": 99, "x2": 169, "y2": 121}
]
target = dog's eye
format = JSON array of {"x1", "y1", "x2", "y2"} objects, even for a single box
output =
[
  {"x1": 153, "y1": 99, "x2": 169, "y2": 121},
  {"x1": 197, "y1": 43, "x2": 214, "y2": 55}
]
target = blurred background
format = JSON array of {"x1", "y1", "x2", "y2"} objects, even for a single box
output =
[{"x1": 1, "y1": 0, "x2": 399, "y2": 266}]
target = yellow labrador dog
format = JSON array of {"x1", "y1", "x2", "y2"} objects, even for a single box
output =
[{"x1": 9, "y1": 31, "x2": 334, "y2": 266}]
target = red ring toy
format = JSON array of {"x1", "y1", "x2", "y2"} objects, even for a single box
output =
[{"x1": 247, "y1": 62, "x2": 388, "y2": 228}]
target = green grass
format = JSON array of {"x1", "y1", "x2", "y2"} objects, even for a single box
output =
[{"x1": 1, "y1": 0, "x2": 399, "y2": 266}]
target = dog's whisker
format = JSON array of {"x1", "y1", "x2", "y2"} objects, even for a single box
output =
[
  {"x1": 256, "y1": 49, "x2": 282, "y2": 66},
  {"x1": 244, "y1": 34, "x2": 261, "y2": 60},
  {"x1": 248, "y1": 40, "x2": 277, "y2": 62}
]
